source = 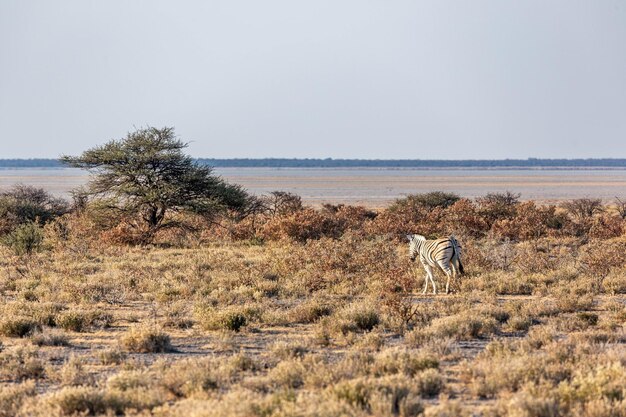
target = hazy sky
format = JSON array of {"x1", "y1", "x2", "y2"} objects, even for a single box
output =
[{"x1": 1, "y1": 1, "x2": 625, "y2": 159}]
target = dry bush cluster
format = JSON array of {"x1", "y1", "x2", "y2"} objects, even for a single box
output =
[{"x1": 0, "y1": 189, "x2": 624, "y2": 416}]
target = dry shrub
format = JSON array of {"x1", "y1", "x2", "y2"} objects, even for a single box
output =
[
  {"x1": 603, "y1": 269, "x2": 626, "y2": 295},
  {"x1": 30, "y1": 327, "x2": 70, "y2": 346},
  {"x1": 579, "y1": 239, "x2": 626, "y2": 292},
  {"x1": 355, "y1": 331, "x2": 386, "y2": 352},
  {"x1": 463, "y1": 336, "x2": 625, "y2": 409},
  {"x1": 107, "y1": 369, "x2": 154, "y2": 392},
  {"x1": 553, "y1": 289, "x2": 594, "y2": 313},
  {"x1": 463, "y1": 239, "x2": 516, "y2": 272},
  {"x1": 562, "y1": 198, "x2": 604, "y2": 221},
  {"x1": 507, "y1": 315, "x2": 534, "y2": 332},
  {"x1": 195, "y1": 305, "x2": 248, "y2": 332},
  {"x1": 588, "y1": 214, "x2": 624, "y2": 239},
  {"x1": 2, "y1": 221, "x2": 45, "y2": 256},
  {"x1": 100, "y1": 220, "x2": 151, "y2": 246},
  {"x1": 322, "y1": 204, "x2": 377, "y2": 236},
  {"x1": 513, "y1": 240, "x2": 564, "y2": 274},
  {"x1": 333, "y1": 302, "x2": 381, "y2": 334},
  {"x1": 98, "y1": 349, "x2": 127, "y2": 365},
  {"x1": 260, "y1": 208, "x2": 342, "y2": 242},
  {"x1": 43, "y1": 212, "x2": 97, "y2": 254},
  {"x1": 461, "y1": 344, "x2": 538, "y2": 399},
  {"x1": 51, "y1": 355, "x2": 94, "y2": 387},
  {"x1": 157, "y1": 357, "x2": 238, "y2": 398},
  {"x1": 56, "y1": 309, "x2": 113, "y2": 332},
  {"x1": 491, "y1": 202, "x2": 566, "y2": 241},
  {"x1": 500, "y1": 392, "x2": 561, "y2": 417},
  {"x1": 261, "y1": 191, "x2": 303, "y2": 217},
  {"x1": 372, "y1": 348, "x2": 439, "y2": 377},
  {"x1": 28, "y1": 386, "x2": 127, "y2": 416},
  {"x1": 409, "y1": 313, "x2": 499, "y2": 343},
  {"x1": 162, "y1": 302, "x2": 194, "y2": 329},
  {"x1": 523, "y1": 326, "x2": 556, "y2": 350},
  {"x1": 119, "y1": 327, "x2": 173, "y2": 353},
  {"x1": 0, "y1": 317, "x2": 39, "y2": 337},
  {"x1": 476, "y1": 191, "x2": 520, "y2": 225},
  {"x1": 557, "y1": 362, "x2": 626, "y2": 413},
  {"x1": 0, "y1": 346, "x2": 45, "y2": 381},
  {"x1": 378, "y1": 267, "x2": 421, "y2": 331},
  {"x1": 368, "y1": 204, "x2": 446, "y2": 238},
  {"x1": 266, "y1": 359, "x2": 306, "y2": 389},
  {"x1": 289, "y1": 298, "x2": 334, "y2": 323},
  {"x1": 459, "y1": 239, "x2": 493, "y2": 272},
  {"x1": 365, "y1": 192, "x2": 461, "y2": 238},
  {"x1": 303, "y1": 234, "x2": 398, "y2": 275},
  {"x1": 224, "y1": 216, "x2": 258, "y2": 241},
  {"x1": 331, "y1": 376, "x2": 426, "y2": 415},
  {"x1": 442, "y1": 198, "x2": 488, "y2": 238},
  {"x1": 2, "y1": 302, "x2": 63, "y2": 328},
  {"x1": 424, "y1": 398, "x2": 471, "y2": 417},
  {"x1": 0, "y1": 381, "x2": 36, "y2": 417},
  {"x1": 271, "y1": 341, "x2": 308, "y2": 360},
  {"x1": 482, "y1": 272, "x2": 533, "y2": 296}
]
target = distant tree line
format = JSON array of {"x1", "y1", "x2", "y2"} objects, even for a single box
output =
[
  {"x1": 3, "y1": 157, "x2": 626, "y2": 169},
  {"x1": 197, "y1": 158, "x2": 626, "y2": 168},
  {"x1": 0, "y1": 159, "x2": 64, "y2": 168}
]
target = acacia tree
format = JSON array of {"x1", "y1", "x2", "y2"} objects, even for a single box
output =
[{"x1": 61, "y1": 127, "x2": 250, "y2": 240}]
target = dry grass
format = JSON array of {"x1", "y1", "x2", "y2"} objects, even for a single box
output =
[
  {"x1": 119, "y1": 327, "x2": 174, "y2": 353},
  {"x1": 0, "y1": 197, "x2": 625, "y2": 416}
]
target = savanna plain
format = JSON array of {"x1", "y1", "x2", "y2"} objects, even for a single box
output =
[{"x1": 1, "y1": 189, "x2": 625, "y2": 417}]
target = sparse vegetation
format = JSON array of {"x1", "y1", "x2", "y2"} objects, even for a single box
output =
[
  {"x1": 119, "y1": 327, "x2": 173, "y2": 353},
  {"x1": 0, "y1": 185, "x2": 624, "y2": 416}
]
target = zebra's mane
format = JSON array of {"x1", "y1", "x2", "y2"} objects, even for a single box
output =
[{"x1": 408, "y1": 234, "x2": 426, "y2": 242}]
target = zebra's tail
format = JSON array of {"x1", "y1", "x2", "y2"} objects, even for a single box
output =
[{"x1": 451, "y1": 236, "x2": 465, "y2": 275}]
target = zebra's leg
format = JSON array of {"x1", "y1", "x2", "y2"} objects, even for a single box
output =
[
  {"x1": 452, "y1": 257, "x2": 461, "y2": 289},
  {"x1": 424, "y1": 264, "x2": 437, "y2": 294},
  {"x1": 419, "y1": 262, "x2": 429, "y2": 294},
  {"x1": 440, "y1": 262, "x2": 454, "y2": 294}
]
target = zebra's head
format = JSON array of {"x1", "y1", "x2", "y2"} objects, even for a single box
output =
[{"x1": 407, "y1": 234, "x2": 426, "y2": 261}]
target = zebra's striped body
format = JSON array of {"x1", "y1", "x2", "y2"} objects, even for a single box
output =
[{"x1": 407, "y1": 234, "x2": 464, "y2": 294}]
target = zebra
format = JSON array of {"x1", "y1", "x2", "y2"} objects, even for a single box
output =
[{"x1": 407, "y1": 234, "x2": 464, "y2": 294}]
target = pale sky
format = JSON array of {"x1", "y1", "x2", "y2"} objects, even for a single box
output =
[{"x1": 1, "y1": 1, "x2": 625, "y2": 159}]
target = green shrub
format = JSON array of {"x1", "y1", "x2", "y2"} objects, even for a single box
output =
[
  {"x1": 390, "y1": 192, "x2": 460, "y2": 211},
  {"x1": 2, "y1": 222, "x2": 44, "y2": 256},
  {"x1": 0, "y1": 185, "x2": 68, "y2": 235}
]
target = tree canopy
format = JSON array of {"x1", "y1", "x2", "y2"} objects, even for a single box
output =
[{"x1": 61, "y1": 127, "x2": 250, "y2": 239}]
